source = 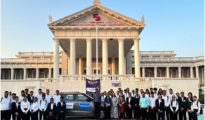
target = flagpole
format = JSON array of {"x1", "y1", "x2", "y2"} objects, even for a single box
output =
[{"x1": 96, "y1": 23, "x2": 99, "y2": 76}]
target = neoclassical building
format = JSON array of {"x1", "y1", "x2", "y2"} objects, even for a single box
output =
[{"x1": 1, "y1": 0, "x2": 204, "y2": 95}]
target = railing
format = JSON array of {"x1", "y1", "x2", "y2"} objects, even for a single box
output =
[{"x1": 140, "y1": 56, "x2": 204, "y2": 62}]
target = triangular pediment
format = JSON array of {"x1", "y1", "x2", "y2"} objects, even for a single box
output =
[{"x1": 48, "y1": 5, "x2": 145, "y2": 27}]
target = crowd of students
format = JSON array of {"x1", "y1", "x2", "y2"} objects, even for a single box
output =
[
  {"x1": 1, "y1": 89, "x2": 66, "y2": 120},
  {"x1": 92, "y1": 88, "x2": 203, "y2": 120}
]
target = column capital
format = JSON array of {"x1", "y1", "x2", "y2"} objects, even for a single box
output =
[{"x1": 133, "y1": 37, "x2": 140, "y2": 41}]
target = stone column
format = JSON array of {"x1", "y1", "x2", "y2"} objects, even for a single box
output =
[
  {"x1": 67, "y1": 57, "x2": 70, "y2": 75},
  {"x1": 36, "y1": 68, "x2": 39, "y2": 79},
  {"x1": 48, "y1": 68, "x2": 51, "y2": 78},
  {"x1": 190, "y1": 66, "x2": 193, "y2": 78},
  {"x1": 154, "y1": 67, "x2": 157, "y2": 78},
  {"x1": 23, "y1": 68, "x2": 26, "y2": 80},
  {"x1": 53, "y1": 39, "x2": 59, "y2": 78},
  {"x1": 102, "y1": 39, "x2": 108, "y2": 75},
  {"x1": 70, "y1": 39, "x2": 76, "y2": 75},
  {"x1": 11, "y1": 68, "x2": 14, "y2": 80},
  {"x1": 118, "y1": 39, "x2": 125, "y2": 75},
  {"x1": 178, "y1": 67, "x2": 181, "y2": 78},
  {"x1": 79, "y1": 58, "x2": 83, "y2": 75},
  {"x1": 196, "y1": 66, "x2": 199, "y2": 78},
  {"x1": 86, "y1": 39, "x2": 92, "y2": 75},
  {"x1": 111, "y1": 58, "x2": 115, "y2": 75},
  {"x1": 142, "y1": 67, "x2": 145, "y2": 78},
  {"x1": 134, "y1": 38, "x2": 140, "y2": 78},
  {"x1": 166, "y1": 67, "x2": 169, "y2": 78}
]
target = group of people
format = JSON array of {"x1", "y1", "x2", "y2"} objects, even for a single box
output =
[
  {"x1": 1, "y1": 89, "x2": 66, "y2": 120},
  {"x1": 92, "y1": 88, "x2": 203, "y2": 120}
]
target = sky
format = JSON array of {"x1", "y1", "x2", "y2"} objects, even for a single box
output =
[{"x1": 1, "y1": 0, "x2": 204, "y2": 58}]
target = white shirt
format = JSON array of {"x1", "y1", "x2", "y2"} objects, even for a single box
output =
[
  {"x1": 36, "y1": 94, "x2": 42, "y2": 102},
  {"x1": 145, "y1": 94, "x2": 149, "y2": 98},
  {"x1": 162, "y1": 95, "x2": 170, "y2": 107},
  {"x1": 170, "y1": 100, "x2": 179, "y2": 112},
  {"x1": 19, "y1": 96, "x2": 24, "y2": 102},
  {"x1": 53, "y1": 95, "x2": 61, "y2": 104},
  {"x1": 11, "y1": 98, "x2": 16, "y2": 103},
  {"x1": 39, "y1": 99, "x2": 47, "y2": 111},
  {"x1": 154, "y1": 93, "x2": 158, "y2": 99},
  {"x1": 1, "y1": 97, "x2": 11, "y2": 110},
  {"x1": 21, "y1": 101, "x2": 30, "y2": 113},
  {"x1": 30, "y1": 102, "x2": 39, "y2": 112},
  {"x1": 45, "y1": 94, "x2": 52, "y2": 103},
  {"x1": 168, "y1": 93, "x2": 176, "y2": 102},
  {"x1": 149, "y1": 97, "x2": 156, "y2": 108},
  {"x1": 50, "y1": 103, "x2": 54, "y2": 110},
  {"x1": 191, "y1": 101, "x2": 201, "y2": 114},
  {"x1": 124, "y1": 93, "x2": 128, "y2": 99}
]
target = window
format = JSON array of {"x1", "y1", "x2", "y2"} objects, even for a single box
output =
[
  {"x1": 76, "y1": 94, "x2": 88, "y2": 101},
  {"x1": 65, "y1": 94, "x2": 74, "y2": 101}
]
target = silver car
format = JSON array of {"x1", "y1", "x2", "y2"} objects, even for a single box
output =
[{"x1": 60, "y1": 92, "x2": 95, "y2": 118}]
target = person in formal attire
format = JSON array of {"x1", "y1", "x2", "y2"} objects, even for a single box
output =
[
  {"x1": 187, "y1": 92, "x2": 193, "y2": 120},
  {"x1": 125, "y1": 92, "x2": 134, "y2": 119},
  {"x1": 118, "y1": 91, "x2": 126, "y2": 119},
  {"x1": 178, "y1": 91, "x2": 188, "y2": 120},
  {"x1": 20, "y1": 96, "x2": 30, "y2": 120},
  {"x1": 24, "y1": 89, "x2": 31, "y2": 102},
  {"x1": 47, "y1": 98, "x2": 57, "y2": 120},
  {"x1": 53, "y1": 90, "x2": 61, "y2": 105},
  {"x1": 39, "y1": 94, "x2": 48, "y2": 120},
  {"x1": 139, "y1": 92, "x2": 149, "y2": 120},
  {"x1": 36, "y1": 89, "x2": 43, "y2": 103},
  {"x1": 19, "y1": 90, "x2": 25, "y2": 102},
  {"x1": 29, "y1": 91, "x2": 34, "y2": 103},
  {"x1": 30, "y1": 97, "x2": 39, "y2": 120},
  {"x1": 133, "y1": 88, "x2": 141, "y2": 120},
  {"x1": 149, "y1": 92, "x2": 157, "y2": 120},
  {"x1": 190, "y1": 96, "x2": 201, "y2": 120},
  {"x1": 145, "y1": 89, "x2": 150, "y2": 98},
  {"x1": 153, "y1": 88, "x2": 158, "y2": 99},
  {"x1": 170, "y1": 96, "x2": 179, "y2": 120},
  {"x1": 11, "y1": 96, "x2": 21, "y2": 120},
  {"x1": 57, "y1": 96, "x2": 66, "y2": 120},
  {"x1": 45, "y1": 89, "x2": 52, "y2": 103},
  {"x1": 1, "y1": 91, "x2": 12, "y2": 120},
  {"x1": 111, "y1": 92, "x2": 118, "y2": 119},
  {"x1": 93, "y1": 88, "x2": 101, "y2": 119},
  {"x1": 104, "y1": 93, "x2": 112, "y2": 119},
  {"x1": 162, "y1": 90, "x2": 170, "y2": 120},
  {"x1": 11, "y1": 93, "x2": 17, "y2": 103},
  {"x1": 155, "y1": 93, "x2": 165, "y2": 120}
]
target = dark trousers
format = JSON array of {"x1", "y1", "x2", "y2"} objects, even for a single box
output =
[
  {"x1": 1, "y1": 110, "x2": 11, "y2": 120},
  {"x1": 165, "y1": 106, "x2": 170, "y2": 120},
  {"x1": 40, "y1": 110, "x2": 47, "y2": 120},
  {"x1": 188, "y1": 112, "x2": 193, "y2": 120},
  {"x1": 126, "y1": 108, "x2": 132, "y2": 119},
  {"x1": 21, "y1": 112, "x2": 30, "y2": 120},
  {"x1": 134, "y1": 106, "x2": 140, "y2": 119},
  {"x1": 149, "y1": 108, "x2": 156, "y2": 120},
  {"x1": 179, "y1": 109, "x2": 187, "y2": 120},
  {"x1": 104, "y1": 106, "x2": 111, "y2": 119},
  {"x1": 58, "y1": 112, "x2": 65, "y2": 120},
  {"x1": 47, "y1": 112, "x2": 56, "y2": 120},
  {"x1": 119, "y1": 113, "x2": 125, "y2": 119},
  {"x1": 94, "y1": 102, "x2": 101, "y2": 119},
  {"x1": 192, "y1": 109, "x2": 198, "y2": 120},
  {"x1": 31, "y1": 111, "x2": 38, "y2": 120},
  {"x1": 12, "y1": 112, "x2": 21, "y2": 120},
  {"x1": 141, "y1": 108, "x2": 147, "y2": 120},
  {"x1": 170, "y1": 112, "x2": 178, "y2": 120},
  {"x1": 157, "y1": 111, "x2": 165, "y2": 120}
]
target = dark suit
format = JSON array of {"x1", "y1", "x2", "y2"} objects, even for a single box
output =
[
  {"x1": 133, "y1": 94, "x2": 140, "y2": 119},
  {"x1": 11, "y1": 102, "x2": 21, "y2": 120},
  {"x1": 125, "y1": 97, "x2": 134, "y2": 119},
  {"x1": 29, "y1": 96, "x2": 34, "y2": 103},
  {"x1": 57, "y1": 102, "x2": 66, "y2": 120},
  {"x1": 156, "y1": 99, "x2": 165, "y2": 120},
  {"x1": 47, "y1": 103, "x2": 57, "y2": 120},
  {"x1": 178, "y1": 97, "x2": 188, "y2": 120},
  {"x1": 25, "y1": 94, "x2": 31, "y2": 103},
  {"x1": 187, "y1": 98, "x2": 193, "y2": 120}
]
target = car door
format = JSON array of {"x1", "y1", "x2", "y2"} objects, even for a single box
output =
[{"x1": 74, "y1": 93, "x2": 95, "y2": 117}]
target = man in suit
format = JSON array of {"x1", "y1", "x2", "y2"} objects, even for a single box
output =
[
  {"x1": 178, "y1": 92, "x2": 188, "y2": 120},
  {"x1": 156, "y1": 93, "x2": 165, "y2": 120},
  {"x1": 47, "y1": 98, "x2": 57, "y2": 120},
  {"x1": 125, "y1": 92, "x2": 134, "y2": 119},
  {"x1": 11, "y1": 96, "x2": 21, "y2": 120},
  {"x1": 133, "y1": 88, "x2": 141, "y2": 120},
  {"x1": 149, "y1": 92, "x2": 157, "y2": 120},
  {"x1": 57, "y1": 96, "x2": 66, "y2": 120},
  {"x1": 25, "y1": 89, "x2": 31, "y2": 102},
  {"x1": 29, "y1": 91, "x2": 34, "y2": 103}
]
